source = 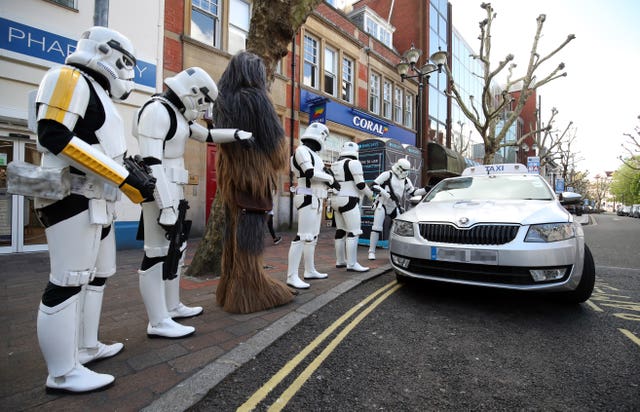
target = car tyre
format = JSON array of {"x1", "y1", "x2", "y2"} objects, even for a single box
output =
[{"x1": 559, "y1": 244, "x2": 595, "y2": 304}]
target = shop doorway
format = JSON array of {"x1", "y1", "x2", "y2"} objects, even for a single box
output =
[{"x1": 0, "y1": 135, "x2": 47, "y2": 253}]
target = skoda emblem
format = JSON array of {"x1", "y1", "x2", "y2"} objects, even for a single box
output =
[{"x1": 458, "y1": 217, "x2": 469, "y2": 225}]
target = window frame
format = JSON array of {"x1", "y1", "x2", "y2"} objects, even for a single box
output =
[
  {"x1": 341, "y1": 55, "x2": 354, "y2": 104},
  {"x1": 190, "y1": 0, "x2": 221, "y2": 49},
  {"x1": 404, "y1": 92, "x2": 414, "y2": 128},
  {"x1": 228, "y1": 0, "x2": 251, "y2": 55},
  {"x1": 393, "y1": 86, "x2": 403, "y2": 124},
  {"x1": 369, "y1": 71, "x2": 381, "y2": 115},
  {"x1": 382, "y1": 79, "x2": 392, "y2": 120},
  {"x1": 323, "y1": 46, "x2": 338, "y2": 97},
  {"x1": 303, "y1": 34, "x2": 319, "y2": 89}
]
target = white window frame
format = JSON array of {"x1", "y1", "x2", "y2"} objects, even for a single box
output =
[
  {"x1": 228, "y1": 0, "x2": 250, "y2": 55},
  {"x1": 404, "y1": 93, "x2": 414, "y2": 128},
  {"x1": 382, "y1": 80, "x2": 392, "y2": 120},
  {"x1": 341, "y1": 56, "x2": 354, "y2": 103},
  {"x1": 303, "y1": 34, "x2": 319, "y2": 89},
  {"x1": 394, "y1": 86, "x2": 403, "y2": 124},
  {"x1": 191, "y1": 0, "x2": 221, "y2": 48},
  {"x1": 369, "y1": 72, "x2": 380, "y2": 114},
  {"x1": 364, "y1": 15, "x2": 393, "y2": 48},
  {"x1": 324, "y1": 47, "x2": 338, "y2": 97}
]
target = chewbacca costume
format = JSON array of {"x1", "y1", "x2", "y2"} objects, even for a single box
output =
[{"x1": 213, "y1": 51, "x2": 294, "y2": 313}]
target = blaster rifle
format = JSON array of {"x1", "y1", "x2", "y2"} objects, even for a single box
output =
[
  {"x1": 163, "y1": 199, "x2": 191, "y2": 280},
  {"x1": 123, "y1": 155, "x2": 156, "y2": 200}
]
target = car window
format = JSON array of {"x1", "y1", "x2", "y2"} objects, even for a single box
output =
[{"x1": 424, "y1": 175, "x2": 554, "y2": 202}]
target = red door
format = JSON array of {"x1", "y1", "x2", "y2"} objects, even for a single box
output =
[{"x1": 205, "y1": 143, "x2": 217, "y2": 222}]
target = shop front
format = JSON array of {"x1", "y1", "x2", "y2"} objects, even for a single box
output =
[{"x1": 0, "y1": 17, "x2": 158, "y2": 253}]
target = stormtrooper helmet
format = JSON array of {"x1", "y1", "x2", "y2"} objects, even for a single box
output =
[
  {"x1": 164, "y1": 67, "x2": 218, "y2": 121},
  {"x1": 66, "y1": 26, "x2": 137, "y2": 101},
  {"x1": 392, "y1": 158, "x2": 411, "y2": 179},
  {"x1": 340, "y1": 141, "x2": 359, "y2": 159},
  {"x1": 301, "y1": 122, "x2": 329, "y2": 152}
]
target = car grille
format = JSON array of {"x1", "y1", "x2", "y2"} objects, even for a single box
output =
[
  {"x1": 402, "y1": 257, "x2": 571, "y2": 286},
  {"x1": 419, "y1": 223, "x2": 519, "y2": 245}
]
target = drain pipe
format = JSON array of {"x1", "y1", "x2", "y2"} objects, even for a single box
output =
[{"x1": 289, "y1": 34, "x2": 296, "y2": 229}]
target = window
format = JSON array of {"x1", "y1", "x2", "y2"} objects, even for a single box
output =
[
  {"x1": 303, "y1": 34, "x2": 319, "y2": 89},
  {"x1": 382, "y1": 80, "x2": 392, "y2": 119},
  {"x1": 364, "y1": 15, "x2": 393, "y2": 48},
  {"x1": 191, "y1": 0, "x2": 220, "y2": 48},
  {"x1": 228, "y1": 0, "x2": 250, "y2": 54},
  {"x1": 324, "y1": 47, "x2": 337, "y2": 96},
  {"x1": 341, "y1": 56, "x2": 354, "y2": 103},
  {"x1": 404, "y1": 93, "x2": 414, "y2": 128},
  {"x1": 394, "y1": 87, "x2": 403, "y2": 124},
  {"x1": 369, "y1": 72, "x2": 380, "y2": 114},
  {"x1": 50, "y1": 0, "x2": 76, "y2": 7}
]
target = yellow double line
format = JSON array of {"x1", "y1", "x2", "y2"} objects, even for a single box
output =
[{"x1": 238, "y1": 280, "x2": 403, "y2": 411}]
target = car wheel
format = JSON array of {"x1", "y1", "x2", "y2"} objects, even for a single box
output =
[{"x1": 559, "y1": 244, "x2": 595, "y2": 304}]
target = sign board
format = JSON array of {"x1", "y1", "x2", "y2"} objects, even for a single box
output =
[
  {"x1": 527, "y1": 156, "x2": 540, "y2": 174},
  {"x1": 555, "y1": 177, "x2": 565, "y2": 193},
  {"x1": 0, "y1": 18, "x2": 156, "y2": 88}
]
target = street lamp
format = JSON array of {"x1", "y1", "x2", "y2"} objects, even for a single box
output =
[{"x1": 396, "y1": 44, "x2": 447, "y2": 152}]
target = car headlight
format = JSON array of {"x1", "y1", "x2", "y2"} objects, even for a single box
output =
[
  {"x1": 525, "y1": 223, "x2": 575, "y2": 242},
  {"x1": 392, "y1": 220, "x2": 414, "y2": 237}
]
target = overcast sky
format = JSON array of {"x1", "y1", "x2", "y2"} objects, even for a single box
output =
[{"x1": 447, "y1": 0, "x2": 640, "y2": 177}]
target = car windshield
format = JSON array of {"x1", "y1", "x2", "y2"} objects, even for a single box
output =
[{"x1": 423, "y1": 174, "x2": 555, "y2": 203}]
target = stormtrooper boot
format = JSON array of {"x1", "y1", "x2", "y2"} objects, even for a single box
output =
[
  {"x1": 368, "y1": 231, "x2": 379, "y2": 260},
  {"x1": 286, "y1": 240, "x2": 309, "y2": 289},
  {"x1": 37, "y1": 294, "x2": 114, "y2": 393},
  {"x1": 346, "y1": 237, "x2": 370, "y2": 272},
  {"x1": 166, "y1": 273, "x2": 203, "y2": 319},
  {"x1": 335, "y1": 238, "x2": 347, "y2": 268},
  {"x1": 139, "y1": 263, "x2": 195, "y2": 338},
  {"x1": 78, "y1": 284, "x2": 124, "y2": 364},
  {"x1": 303, "y1": 240, "x2": 328, "y2": 279}
]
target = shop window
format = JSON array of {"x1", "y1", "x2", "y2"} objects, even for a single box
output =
[
  {"x1": 191, "y1": 0, "x2": 221, "y2": 48},
  {"x1": 228, "y1": 0, "x2": 250, "y2": 54},
  {"x1": 324, "y1": 47, "x2": 337, "y2": 97},
  {"x1": 369, "y1": 72, "x2": 380, "y2": 115},
  {"x1": 382, "y1": 80, "x2": 392, "y2": 120},
  {"x1": 341, "y1": 56, "x2": 354, "y2": 103},
  {"x1": 303, "y1": 34, "x2": 319, "y2": 89}
]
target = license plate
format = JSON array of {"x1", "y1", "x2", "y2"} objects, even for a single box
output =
[{"x1": 431, "y1": 246, "x2": 498, "y2": 264}]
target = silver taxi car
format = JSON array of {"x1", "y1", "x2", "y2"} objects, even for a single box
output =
[{"x1": 389, "y1": 163, "x2": 595, "y2": 303}]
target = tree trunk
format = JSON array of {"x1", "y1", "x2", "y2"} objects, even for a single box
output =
[{"x1": 185, "y1": 191, "x2": 223, "y2": 277}]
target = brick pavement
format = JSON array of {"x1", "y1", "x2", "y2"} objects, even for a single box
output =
[{"x1": 0, "y1": 227, "x2": 390, "y2": 411}]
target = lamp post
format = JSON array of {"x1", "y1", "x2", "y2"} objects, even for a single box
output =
[{"x1": 396, "y1": 44, "x2": 447, "y2": 153}]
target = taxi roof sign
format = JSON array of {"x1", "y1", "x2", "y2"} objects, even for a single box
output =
[{"x1": 462, "y1": 163, "x2": 528, "y2": 176}]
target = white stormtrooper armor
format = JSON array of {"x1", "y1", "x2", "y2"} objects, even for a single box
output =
[
  {"x1": 330, "y1": 142, "x2": 373, "y2": 272},
  {"x1": 33, "y1": 27, "x2": 149, "y2": 393},
  {"x1": 286, "y1": 123, "x2": 338, "y2": 289},
  {"x1": 134, "y1": 67, "x2": 251, "y2": 338},
  {"x1": 368, "y1": 158, "x2": 426, "y2": 260}
]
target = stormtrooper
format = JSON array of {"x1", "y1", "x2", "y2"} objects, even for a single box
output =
[
  {"x1": 133, "y1": 67, "x2": 251, "y2": 338},
  {"x1": 286, "y1": 122, "x2": 340, "y2": 289},
  {"x1": 31, "y1": 27, "x2": 154, "y2": 392},
  {"x1": 368, "y1": 158, "x2": 426, "y2": 260},
  {"x1": 330, "y1": 142, "x2": 373, "y2": 272}
]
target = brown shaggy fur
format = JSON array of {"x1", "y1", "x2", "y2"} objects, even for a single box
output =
[{"x1": 213, "y1": 51, "x2": 293, "y2": 313}]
